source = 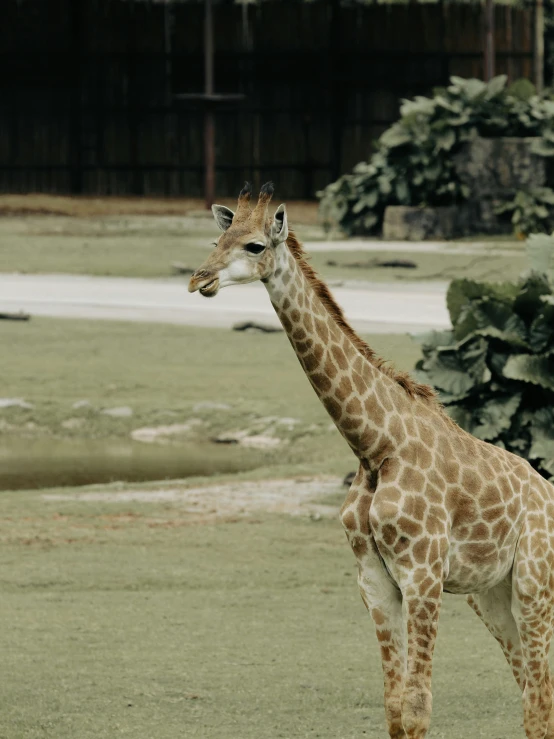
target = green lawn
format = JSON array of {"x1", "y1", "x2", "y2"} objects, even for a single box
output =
[
  {"x1": 0, "y1": 317, "x2": 422, "y2": 488},
  {"x1": 0, "y1": 488, "x2": 526, "y2": 739},
  {"x1": 310, "y1": 248, "x2": 527, "y2": 284},
  {"x1": 0, "y1": 214, "x2": 527, "y2": 283}
]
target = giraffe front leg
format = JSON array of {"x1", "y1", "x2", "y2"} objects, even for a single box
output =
[
  {"x1": 369, "y1": 469, "x2": 446, "y2": 738},
  {"x1": 399, "y1": 580, "x2": 442, "y2": 739},
  {"x1": 358, "y1": 557, "x2": 406, "y2": 738},
  {"x1": 342, "y1": 470, "x2": 406, "y2": 738}
]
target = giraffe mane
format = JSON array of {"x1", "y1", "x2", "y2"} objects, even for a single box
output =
[{"x1": 285, "y1": 231, "x2": 438, "y2": 404}]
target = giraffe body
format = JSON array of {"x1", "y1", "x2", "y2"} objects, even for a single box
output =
[{"x1": 189, "y1": 183, "x2": 554, "y2": 739}]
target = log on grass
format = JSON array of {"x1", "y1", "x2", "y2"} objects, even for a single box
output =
[{"x1": 0, "y1": 311, "x2": 30, "y2": 321}]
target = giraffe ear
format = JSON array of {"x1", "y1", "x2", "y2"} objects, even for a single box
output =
[
  {"x1": 212, "y1": 205, "x2": 234, "y2": 232},
  {"x1": 270, "y1": 204, "x2": 288, "y2": 245}
]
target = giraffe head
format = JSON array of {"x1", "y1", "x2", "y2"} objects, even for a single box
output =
[{"x1": 188, "y1": 182, "x2": 288, "y2": 297}]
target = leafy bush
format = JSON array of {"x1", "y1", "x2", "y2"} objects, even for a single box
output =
[
  {"x1": 319, "y1": 76, "x2": 554, "y2": 235},
  {"x1": 495, "y1": 188, "x2": 554, "y2": 238},
  {"x1": 415, "y1": 236, "x2": 554, "y2": 481}
]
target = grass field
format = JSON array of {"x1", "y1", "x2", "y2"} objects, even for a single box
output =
[
  {"x1": 0, "y1": 485, "x2": 528, "y2": 739},
  {"x1": 0, "y1": 213, "x2": 527, "y2": 283}
]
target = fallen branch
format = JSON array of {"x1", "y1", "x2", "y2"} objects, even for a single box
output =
[
  {"x1": 326, "y1": 258, "x2": 417, "y2": 269},
  {"x1": 232, "y1": 321, "x2": 283, "y2": 334},
  {"x1": 0, "y1": 311, "x2": 30, "y2": 321}
]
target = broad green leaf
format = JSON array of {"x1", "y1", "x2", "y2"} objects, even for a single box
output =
[
  {"x1": 472, "y1": 394, "x2": 521, "y2": 441},
  {"x1": 449, "y1": 77, "x2": 486, "y2": 100},
  {"x1": 529, "y1": 300, "x2": 554, "y2": 352},
  {"x1": 399, "y1": 96, "x2": 436, "y2": 118},
  {"x1": 488, "y1": 350, "x2": 511, "y2": 377},
  {"x1": 531, "y1": 139, "x2": 554, "y2": 156},
  {"x1": 446, "y1": 279, "x2": 518, "y2": 328},
  {"x1": 484, "y1": 75, "x2": 508, "y2": 100},
  {"x1": 419, "y1": 337, "x2": 490, "y2": 397},
  {"x1": 415, "y1": 331, "x2": 456, "y2": 353},
  {"x1": 379, "y1": 124, "x2": 412, "y2": 149},
  {"x1": 434, "y1": 129, "x2": 456, "y2": 152},
  {"x1": 503, "y1": 354, "x2": 554, "y2": 391},
  {"x1": 395, "y1": 179, "x2": 410, "y2": 203},
  {"x1": 528, "y1": 408, "x2": 554, "y2": 459},
  {"x1": 513, "y1": 272, "x2": 552, "y2": 323},
  {"x1": 446, "y1": 405, "x2": 474, "y2": 431}
]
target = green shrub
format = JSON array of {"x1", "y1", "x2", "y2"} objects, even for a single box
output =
[
  {"x1": 495, "y1": 188, "x2": 554, "y2": 237},
  {"x1": 415, "y1": 236, "x2": 554, "y2": 481},
  {"x1": 319, "y1": 76, "x2": 554, "y2": 235}
]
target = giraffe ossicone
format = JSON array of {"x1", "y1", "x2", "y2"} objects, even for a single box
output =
[{"x1": 189, "y1": 183, "x2": 554, "y2": 739}]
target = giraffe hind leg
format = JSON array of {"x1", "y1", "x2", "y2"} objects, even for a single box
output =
[
  {"x1": 467, "y1": 578, "x2": 525, "y2": 690},
  {"x1": 512, "y1": 517, "x2": 554, "y2": 739}
]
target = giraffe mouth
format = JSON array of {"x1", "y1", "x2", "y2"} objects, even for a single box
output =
[{"x1": 199, "y1": 278, "x2": 220, "y2": 297}]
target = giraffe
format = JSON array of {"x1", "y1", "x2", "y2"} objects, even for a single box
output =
[{"x1": 188, "y1": 182, "x2": 554, "y2": 739}]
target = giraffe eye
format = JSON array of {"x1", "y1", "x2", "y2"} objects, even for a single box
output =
[{"x1": 245, "y1": 243, "x2": 265, "y2": 255}]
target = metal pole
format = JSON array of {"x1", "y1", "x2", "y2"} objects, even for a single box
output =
[
  {"x1": 484, "y1": 0, "x2": 495, "y2": 81},
  {"x1": 204, "y1": 0, "x2": 215, "y2": 209},
  {"x1": 534, "y1": 0, "x2": 545, "y2": 92}
]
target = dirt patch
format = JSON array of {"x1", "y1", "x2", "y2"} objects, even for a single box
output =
[
  {"x1": 0, "y1": 194, "x2": 319, "y2": 224},
  {"x1": 42, "y1": 476, "x2": 344, "y2": 520}
]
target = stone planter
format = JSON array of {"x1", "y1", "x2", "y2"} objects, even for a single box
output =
[
  {"x1": 454, "y1": 136, "x2": 546, "y2": 234},
  {"x1": 383, "y1": 205, "x2": 470, "y2": 241},
  {"x1": 454, "y1": 136, "x2": 545, "y2": 197}
]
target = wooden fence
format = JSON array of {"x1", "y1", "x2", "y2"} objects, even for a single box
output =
[{"x1": 0, "y1": 0, "x2": 534, "y2": 198}]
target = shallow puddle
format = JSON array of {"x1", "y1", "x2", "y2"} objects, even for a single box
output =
[{"x1": 0, "y1": 438, "x2": 262, "y2": 491}]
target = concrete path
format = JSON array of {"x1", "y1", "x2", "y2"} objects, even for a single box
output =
[{"x1": 0, "y1": 273, "x2": 450, "y2": 334}]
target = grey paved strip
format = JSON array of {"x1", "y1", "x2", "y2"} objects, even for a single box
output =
[{"x1": 0, "y1": 273, "x2": 450, "y2": 334}]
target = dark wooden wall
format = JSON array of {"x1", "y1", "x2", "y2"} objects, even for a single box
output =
[{"x1": 0, "y1": 0, "x2": 534, "y2": 198}]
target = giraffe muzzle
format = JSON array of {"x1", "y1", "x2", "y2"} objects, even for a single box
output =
[{"x1": 188, "y1": 270, "x2": 220, "y2": 297}]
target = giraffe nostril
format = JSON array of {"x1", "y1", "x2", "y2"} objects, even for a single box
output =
[{"x1": 189, "y1": 268, "x2": 218, "y2": 293}]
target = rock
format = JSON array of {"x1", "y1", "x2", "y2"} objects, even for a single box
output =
[
  {"x1": 62, "y1": 418, "x2": 85, "y2": 429},
  {"x1": 254, "y1": 416, "x2": 299, "y2": 432},
  {"x1": 212, "y1": 431, "x2": 282, "y2": 449},
  {"x1": 131, "y1": 421, "x2": 202, "y2": 443},
  {"x1": 0, "y1": 398, "x2": 33, "y2": 409},
  {"x1": 240, "y1": 434, "x2": 282, "y2": 449},
  {"x1": 72, "y1": 400, "x2": 91, "y2": 410},
  {"x1": 101, "y1": 406, "x2": 133, "y2": 418},
  {"x1": 383, "y1": 205, "x2": 470, "y2": 241}
]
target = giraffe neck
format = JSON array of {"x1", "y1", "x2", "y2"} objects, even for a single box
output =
[{"x1": 264, "y1": 238, "x2": 409, "y2": 467}]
